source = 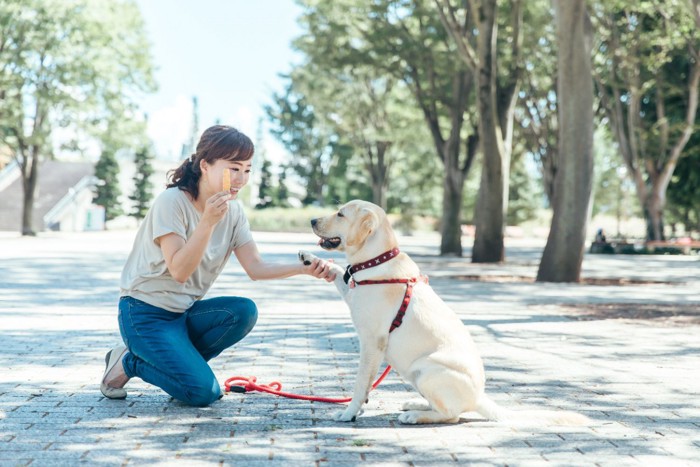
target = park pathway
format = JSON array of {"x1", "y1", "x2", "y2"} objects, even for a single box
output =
[{"x1": 1, "y1": 230, "x2": 699, "y2": 466}]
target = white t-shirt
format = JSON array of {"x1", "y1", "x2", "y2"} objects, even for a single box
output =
[{"x1": 120, "y1": 187, "x2": 253, "y2": 312}]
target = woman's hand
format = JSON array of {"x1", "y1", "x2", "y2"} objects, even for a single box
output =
[
  {"x1": 201, "y1": 191, "x2": 231, "y2": 228},
  {"x1": 304, "y1": 258, "x2": 337, "y2": 282},
  {"x1": 159, "y1": 191, "x2": 230, "y2": 284}
]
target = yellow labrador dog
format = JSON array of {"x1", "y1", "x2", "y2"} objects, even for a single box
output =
[{"x1": 299, "y1": 200, "x2": 589, "y2": 426}]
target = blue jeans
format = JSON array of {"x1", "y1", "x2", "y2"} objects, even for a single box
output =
[{"x1": 118, "y1": 295, "x2": 258, "y2": 407}]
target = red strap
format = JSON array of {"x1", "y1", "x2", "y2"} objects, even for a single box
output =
[
  {"x1": 224, "y1": 365, "x2": 392, "y2": 403},
  {"x1": 354, "y1": 275, "x2": 428, "y2": 333}
]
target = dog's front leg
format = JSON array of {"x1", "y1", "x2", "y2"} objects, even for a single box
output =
[
  {"x1": 298, "y1": 250, "x2": 350, "y2": 302},
  {"x1": 334, "y1": 339, "x2": 386, "y2": 422}
]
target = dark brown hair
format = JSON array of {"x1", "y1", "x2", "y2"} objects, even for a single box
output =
[{"x1": 167, "y1": 125, "x2": 255, "y2": 200}]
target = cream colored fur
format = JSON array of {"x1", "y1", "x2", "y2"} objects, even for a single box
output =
[{"x1": 299, "y1": 200, "x2": 590, "y2": 426}]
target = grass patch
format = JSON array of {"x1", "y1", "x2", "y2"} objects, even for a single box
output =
[
  {"x1": 245, "y1": 205, "x2": 439, "y2": 234},
  {"x1": 351, "y1": 439, "x2": 372, "y2": 447},
  {"x1": 245, "y1": 206, "x2": 336, "y2": 232}
]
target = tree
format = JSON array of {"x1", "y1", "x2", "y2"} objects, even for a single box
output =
[
  {"x1": 667, "y1": 133, "x2": 700, "y2": 235},
  {"x1": 256, "y1": 156, "x2": 275, "y2": 209},
  {"x1": 590, "y1": 125, "x2": 639, "y2": 230},
  {"x1": 592, "y1": 0, "x2": 700, "y2": 241},
  {"x1": 434, "y1": 0, "x2": 525, "y2": 262},
  {"x1": 507, "y1": 153, "x2": 541, "y2": 226},
  {"x1": 294, "y1": 0, "x2": 478, "y2": 255},
  {"x1": 266, "y1": 82, "x2": 337, "y2": 206},
  {"x1": 94, "y1": 150, "x2": 123, "y2": 222},
  {"x1": 513, "y1": 6, "x2": 559, "y2": 206},
  {"x1": 0, "y1": 0, "x2": 155, "y2": 235},
  {"x1": 276, "y1": 165, "x2": 291, "y2": 208},
  {"x1": 129, "y1": 146, "x2": 155, "y2": 220},
  {"x1": 537, "y1": 0, "x2": 594, "y2": 282},
  {"x1": 288, "y1": 63, "x2": 406, "y2": 210}
]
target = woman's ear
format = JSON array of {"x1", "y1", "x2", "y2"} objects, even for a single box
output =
[
  {"x1": 199, "y1": 159, "x2": 209, "y2": 175},
  {"x1": 347, "y1": 208, "x2": 379, "y2": 247}
]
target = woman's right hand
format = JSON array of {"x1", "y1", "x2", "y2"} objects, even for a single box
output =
[{"x1": 201, "y1": 191, "x2": 232, "y2": 228}]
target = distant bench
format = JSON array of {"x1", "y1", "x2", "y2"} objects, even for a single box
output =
[
  {"x1": 645, "y1": 240, "x2": 700, "y2": 255},
  {"x1": 590, "y1": 239, "x2": 700, "y2": 255}
]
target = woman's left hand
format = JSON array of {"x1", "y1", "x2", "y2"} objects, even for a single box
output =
[{"x1": 305, "y1": 258, "x2": 337, "y2": 282}]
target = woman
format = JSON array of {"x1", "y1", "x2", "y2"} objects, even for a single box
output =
[{"x1": 101, "y1": 125, "x2": 335, "y2": 406}]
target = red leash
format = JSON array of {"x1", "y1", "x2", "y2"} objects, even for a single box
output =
[
  {"x1": 224, "y1": 365, "x2": 392, "y2": 403},
  {"x1": 225, "y1": 249, "x2": 424, "y2": 404}
]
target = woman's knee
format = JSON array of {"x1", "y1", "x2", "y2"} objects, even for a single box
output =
[
  {"x1": 236, "y1": 298, "x2": 258, "y2": 335},
  {"x1": 181, "y1": 378, "x2": 222, "y2": 407}
]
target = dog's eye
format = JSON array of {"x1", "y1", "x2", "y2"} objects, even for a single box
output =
[{"x1": 337, "y1": 212, "x2": 344, "y2": 218}]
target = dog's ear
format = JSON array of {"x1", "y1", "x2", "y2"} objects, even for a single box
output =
[{"x1": 347, "y1": 208, "x2": 379, "y2": 247}]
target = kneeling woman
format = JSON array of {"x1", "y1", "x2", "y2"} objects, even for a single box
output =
[{"x1": 100, "y1": 125, "x2": 334, "y2": 406}]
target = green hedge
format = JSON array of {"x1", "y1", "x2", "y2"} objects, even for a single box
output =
[
  {"x1": 245, "y1": 206, "x2": 439, "y2": 234},
  {"x1": 245, "y1": 206, "x2": 336, "y2": 232}
]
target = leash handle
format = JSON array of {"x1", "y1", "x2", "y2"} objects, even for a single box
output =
[{"x1": 224, "y1": 365, "x2": 392, "y2": 404}]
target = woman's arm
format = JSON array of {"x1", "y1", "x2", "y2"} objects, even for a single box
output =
[
  {"x1": 234, "y1": 241, "x2": 336, "y2": 282},
  {"x1": 159, "y1": 192, "x2": 231, "y2": 283}
]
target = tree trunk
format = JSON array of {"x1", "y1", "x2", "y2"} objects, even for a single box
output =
[
  {"x1": 367, "y1": 141, "x2": 390, "y2": 210},
  {"x1": 440, "y1": 169, "x2": 465, "y2": 256},
  {"x1": 371, "y1": 184, "x2": 387, "y2": 211},
  {"x1": 537, "y1": 0, "x2": 594, "y2": 283},
  {"x1": 472, "y1": 0, "x2": 508, "y2": 263},
  {"x1": 20, "y1": 149, "x2": 39, "y2": 236},
  {"x1": 411, "y1": 66, "x2": 473, "y2": 256},
  {"x1": 644, "y1": 189, "x2": 666, "y2": 241}
]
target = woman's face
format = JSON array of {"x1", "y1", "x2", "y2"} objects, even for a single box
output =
[
  {"x1": 220, "y1": 159, "x2": 252, "y2": 199},
  {"x1": 203, "y1": 158, "x2": 252, "y2": 199}
]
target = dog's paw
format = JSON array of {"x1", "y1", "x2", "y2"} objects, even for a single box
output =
[
  {"x1": 398, "y1": 410, "x2": 459, "y2": 425},
  {"x1": 298, "y1": 250, "x2": 318, "y2": 266},
  {"x1": 401, "y1": 399, "x2": 431, "y2": 411},
  {"x1": 398, "y1": 411, "x2": 422, "y2": 424},
  {"x1": 332, "y1": 408, "x2": 360, "y2": 422}
]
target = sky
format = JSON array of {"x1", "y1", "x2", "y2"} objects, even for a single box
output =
[{"x1": 134, "y1": 0, "x2": 304, "y2": 163}]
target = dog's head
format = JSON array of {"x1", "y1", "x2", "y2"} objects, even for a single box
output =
[{"x1": 310, "y1": 200, "x2": 396, "y2": 259}]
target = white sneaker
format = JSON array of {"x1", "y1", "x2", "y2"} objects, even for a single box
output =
[{"x1": 100, "y1": 346, "x2": 128, "y2": 399}]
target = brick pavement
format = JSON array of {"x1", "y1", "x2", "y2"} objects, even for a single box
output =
[{"x1": 1, "y1": 230, "x2": 699, "y2": 466}]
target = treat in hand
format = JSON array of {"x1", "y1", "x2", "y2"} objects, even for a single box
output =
[{"x1": 222, "y1": 168, "x2": 230, "y2": 192}]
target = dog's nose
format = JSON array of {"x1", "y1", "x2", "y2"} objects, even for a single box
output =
[{"x1": 311, "y1": 218, "x2": 317, "y2": 227}]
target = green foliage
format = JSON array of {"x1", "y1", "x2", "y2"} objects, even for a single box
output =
[
  {"x1": 0, "y1": 0, "x2": 155, "y2": 233},
  {"x1": 276, "y1": 166, "x2": 291, "y2": 207},
  {"x1": 265, "y1": 82, "x2": 337, "y2": 206},
  {"x1": 324, "y1": 142, "x2": 373, "y2": 205},
  {"x1": 263, "y1": 0, "x2": 700, "y2": 241},
  {"x1": 129, "y1": 146, "x2": 155, "y2": 220},
  {"x1": 284, "y1": 0, "x2": 479, "y2": 222},
  {"x1": 591, "y1": 0, "x2": 699, "y2": 239},
  {"x1": 507, "y1": 155, "x2": 541, "y2": 226},
  {"x1": 287, "y1": 57, "x2": 423, "y2": 208},
  {"x1": 256, "y1": 157, "x2": 275, "y2": 209},
  {"x1": 513, "y1": 3, "x2": 558, "y2": 204},
  {"x1": 94, "y1": 150, "x2": 123, "y2": 221},
  {"x1": 591, "y1": 126, "x2": 639, "y2": 220},
  {"x1": 0, "y1": 0, "x2": 155, "y2": 149},
  {"x1": 667, "y1": 134, "x2": 700, "y2": 235}
]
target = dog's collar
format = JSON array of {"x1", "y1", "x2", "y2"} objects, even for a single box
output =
[{"x1": 344, "y1": 247, "x2": 400, "y2": 284}]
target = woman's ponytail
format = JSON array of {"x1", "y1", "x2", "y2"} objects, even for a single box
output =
[{"x1": 166, "y1": 154, "x2": 202, "y2": 199}]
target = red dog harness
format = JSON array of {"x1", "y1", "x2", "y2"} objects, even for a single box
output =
[{"x1": 344, "y1": 248, "x2": 428, "y2": 333}]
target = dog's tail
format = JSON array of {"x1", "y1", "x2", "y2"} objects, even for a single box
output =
[{"x1": 475, "y1": 394, "x2": 590, "y2": 426}]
